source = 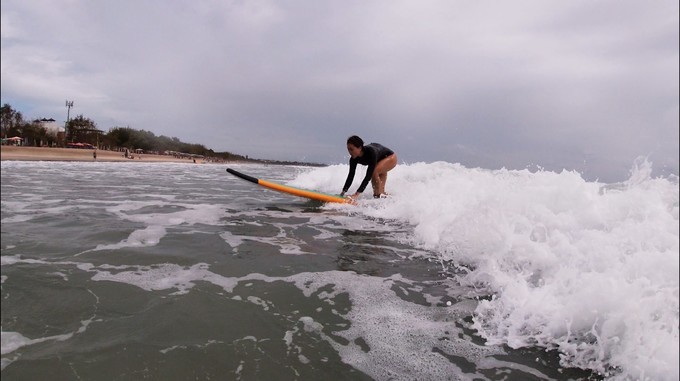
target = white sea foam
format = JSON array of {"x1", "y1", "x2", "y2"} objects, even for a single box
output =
[
  {"x1": 106, "y1": 201, "x2": 225, "y2": 227},
  {"x1": 284, "y1": 271, "x2": 502, "y2": 380},
  {"x1": 0, "y1": 200, "x2": 72, "y2": 224},
  {"x1": 79, "y1": 200, "x2": 232, "y2": 254},
  {"x1": 220, "y1": 230, "x2": 246, "y2": 252},
  {"x1": 1, "y1": 317, "x2": 97, "y2": 369},
  {"x1": 89, "y1": 225, "x2": 167, "y2": 252},
  {"x1": 88, "y1": 262, "x2": 229, "y2": 295},
  {"x1": 290, "y1": 158, "x2": 680, "y2": 380},
  {"x1": 1, "y1": 332, "x2": 35, "y2": 356}
]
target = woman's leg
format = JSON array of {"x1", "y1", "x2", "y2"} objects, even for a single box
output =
[{"x1": 371, "y1": 154, "x2": 397, "y2": 196}]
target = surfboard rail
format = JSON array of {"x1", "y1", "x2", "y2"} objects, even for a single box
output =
[{"x1": 227, "y1": 168, "x2": 352, "y2": 204}]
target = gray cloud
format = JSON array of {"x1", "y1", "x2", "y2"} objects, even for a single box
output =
[{"x1": 2, "y1": 0, "x2": 677, "y2": 182}]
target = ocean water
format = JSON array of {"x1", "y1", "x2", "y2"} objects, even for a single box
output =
[{"x1": 1, "y1": 159, "x2": 677, "y2": 381}]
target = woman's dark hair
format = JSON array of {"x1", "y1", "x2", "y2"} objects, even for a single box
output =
[{"x1": 347, "y1": 135, "x2": 364, "y2": 148}]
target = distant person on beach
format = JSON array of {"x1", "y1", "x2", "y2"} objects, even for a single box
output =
[
  {"x1": 93, "y1": 150, "x2": 97, "y2": 161},
  {"x1": 340, "y1": 135, "x2": 397, "y2": 200}
]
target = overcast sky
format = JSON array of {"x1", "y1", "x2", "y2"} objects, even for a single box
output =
[{"x1": 1, "y1": 0, "x2": 678, "y2": 182}]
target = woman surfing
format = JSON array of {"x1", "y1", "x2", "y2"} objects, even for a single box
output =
[{"x1": 340, "y1": 135, "x2": 397, "y2": 200}]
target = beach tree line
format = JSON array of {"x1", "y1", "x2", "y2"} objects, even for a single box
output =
[
  {"x1": 0, "y1": 103, "x2": 249, "y2": 161},
  {"x1": 103, "y1": 126, "x2": 248, "y2": 160}
]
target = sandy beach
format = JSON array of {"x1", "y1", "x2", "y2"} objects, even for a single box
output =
[{"x1": 1, "y1": 146, "x2": 206, "y2": 163}]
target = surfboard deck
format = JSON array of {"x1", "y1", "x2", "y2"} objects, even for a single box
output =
[{"x1": 227, "y1": 168, "x2": 353, "y2": 204}]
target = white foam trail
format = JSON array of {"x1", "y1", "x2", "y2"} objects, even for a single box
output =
[{"x1": 89, "y1": 225, "x2": 167, "y2": 252}]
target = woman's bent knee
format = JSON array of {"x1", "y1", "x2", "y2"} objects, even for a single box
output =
[{"x1": 384, "y1": 154, "x2": 397, "y2": 171}]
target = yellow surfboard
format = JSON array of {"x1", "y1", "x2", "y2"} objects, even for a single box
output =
[{"x1": 227, "y1": 168, "x2": 353, "y2": 204}]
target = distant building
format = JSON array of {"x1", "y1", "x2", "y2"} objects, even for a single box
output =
[
  {"x1": 35, "y1": 118, "x2": 64, "y2": 136},
  {"x1": 34, "y1": 118, "x2": 64, "y2": 146}
]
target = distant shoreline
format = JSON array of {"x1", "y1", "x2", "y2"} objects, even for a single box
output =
[
  {"x1": 0, "y1": 146, "x2": 327, "y2": 167},
  {"x1": 0, "y1": 146, "x2": 209, "y2": 164}
]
